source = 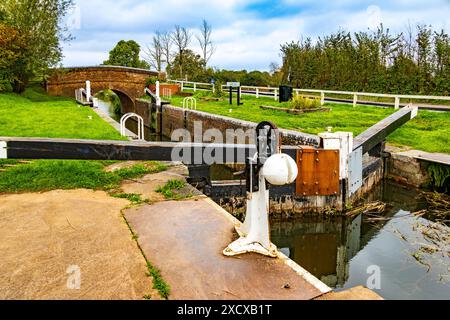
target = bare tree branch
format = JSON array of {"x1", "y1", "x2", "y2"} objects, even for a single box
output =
[
  {"x1": 196, "y1": 19, "x2": 215, "y2": 65},
  {"x1": 143, "y1": 31, "x2": 163, "y2": 71},
  {"x1": 171, "y1": 25, "x2": 192, "y2": 77}
]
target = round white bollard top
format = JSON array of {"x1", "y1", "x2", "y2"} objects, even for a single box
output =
[{"x1": 261, "y1": 153, "x2": 298, "y2": 185}]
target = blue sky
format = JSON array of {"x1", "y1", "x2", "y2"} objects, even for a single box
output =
[{"x1": 62, "y1": 0, "x2": 450, "y2": 71}]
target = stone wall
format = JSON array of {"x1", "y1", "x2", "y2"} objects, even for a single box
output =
[
  {"x1": 160, "y1": 104, "x2": 321, "y2": 146},
  {"x1": 386, "y1": 151, "x2": 430, "y2": 187}
]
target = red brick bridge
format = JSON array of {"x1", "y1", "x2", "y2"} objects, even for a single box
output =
[{"x1": 46, "y1": 66, "x2": 159, "y2": 113}]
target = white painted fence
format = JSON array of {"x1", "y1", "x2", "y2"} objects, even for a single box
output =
[
  {"x1": 170, "y1": 79, "x2": 450, "y2": 109},
  {"x1": 167, "y1": 79, "x2": 215, "y2": 93}
]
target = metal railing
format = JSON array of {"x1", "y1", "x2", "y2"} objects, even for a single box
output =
[{"x1": 120, "y1": 112, "x2": 145, "y2": 140}]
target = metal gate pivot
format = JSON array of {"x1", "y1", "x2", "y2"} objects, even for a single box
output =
[{"x1": 223, "y1": 122, "x2": 298, "y2": 257}]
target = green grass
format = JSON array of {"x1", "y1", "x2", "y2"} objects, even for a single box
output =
[
  {"x1": 146, "y1": 261, "x2": 171, "y2": 299},
  {"x1": 169, "y1": 92, "x2": 450, "y2": 154},
  {"x1": 0, "y1": 86, "x2": 126, "y2": 140},
  {"x1": 0, "y1": 86, "x2": 150, "y2": 193},
  {"x1": 156, "y1": 179, "x2": 192, "y2": 200},
  {"x1": 0, "y1": 160, "x2": 167, "y2": 193}
]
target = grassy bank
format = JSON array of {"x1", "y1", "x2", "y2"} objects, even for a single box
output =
[
  {"x1": 0, "y1": 86, "x2": 146, "y2": 193},
  {"x1": 0, "y1": 86, "x2": 125, "y2": 140},
  {"x1": 0, "y1": 160, "x2": 166, "y2": 193},
  {"x1": 169, "y1": 92, "x2": 450, "y2": 154}
]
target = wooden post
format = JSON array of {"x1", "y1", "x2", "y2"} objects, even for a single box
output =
[
  {"x1": 274, "y1": 89, "x2": 278, "y2": 101},
  {"x1": 394, "y1": 96, "x2": 400, "y2": 109},
  {"x1": 194, "y1": 83, "x2": 197, "y2": 92},
  {"x1": 320, "y1": 92, "x2": 325, "y2": 106},
  {"x1": 85, "y1": 81, "x2": 91, "y2": 101},
  {"x1": 256, "y1": 88, "x2": 259, "y2": 99},
  {"x1": 353, "y1": 94, "x2": 357, "y2": 107}
]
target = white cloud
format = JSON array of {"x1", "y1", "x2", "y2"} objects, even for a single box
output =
[{"x1": 62, "y1": 0, "x2": 450, "y2": 70}]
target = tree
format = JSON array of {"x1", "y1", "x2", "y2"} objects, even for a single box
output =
[
  {"x1": 0, "y1": 23, "x2": 26, "y2": 92},
  {"x1": 278, "y1": 23, "x2": 450, "y2": 95},
  {"x1": 103, "y1": 40, "x2": 150, "y2": 69},
  {"x1": 241, "y1": 71, "x2": 271, "y2": 86},
  {"x1": 196, "y1": 19, "x2": 215, "y2": 66},
  {"x1": 167, "y1": 49, "x2": 205, "y2": 80},
  {"x1": 171, "y1": 25, "x2": 191, "y2": 77},
  {"x1": 160, "y1": 31, "x2": 173, "y2": 74},
  {"x1": 144, "y1": 31, "x2": 163, "y2": 71},
  {"x1": 0, "y1": 0, "x2": 74, "y2": 93}
]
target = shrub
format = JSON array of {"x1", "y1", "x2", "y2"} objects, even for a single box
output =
[
  {"x1": 145, "y1": 76, "x2": 159, "y2": 86},
  {"x1": 289, "y1": 95, "x2": 321, "y2": 110},
  {"x1": 212, "y1": 80, "x2": 226, "y2": 98},
  {"x1": 0, "y1": 80, "x2": 13, "y2": 93}
]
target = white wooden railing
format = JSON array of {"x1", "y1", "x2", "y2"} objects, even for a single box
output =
[
  {"x1": 169, "y1": 79, "x2": 450, "y2": 109},
  {"x1": 167, "y1": 79, "x2": 215, "y2": 93}
]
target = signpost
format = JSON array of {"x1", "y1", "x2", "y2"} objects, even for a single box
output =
[{"x1": 226, "y1": 82, "x2": 243, "y2": 106}]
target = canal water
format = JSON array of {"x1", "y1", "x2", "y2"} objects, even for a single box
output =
[{"x1": 271, "y1": 180, "x2": 450, "y2": 300}]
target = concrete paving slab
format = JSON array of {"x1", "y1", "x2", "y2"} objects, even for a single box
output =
[
  {"x1": 124, "y1": 197, "x2": 329, "y2": 300},
  {"x1": 0, "y1": 189, "x2": 158, "y2": 300}
]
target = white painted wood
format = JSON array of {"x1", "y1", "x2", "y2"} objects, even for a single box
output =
[
  {"x1": 0, "y1": 141, "x2": 6, "y2": 159},
  {"x1": 394, "y1": 96, "x2": 400, "y2": 109},
  {"x1": 353, "y1": 94, "x2": 357, "y2": 107},
  {"x1": 85, "y1": 81, "x2": 91, "y2": 101},
  {"x1": 320, "y1": 91, "x2": 325, "y2": 106}
]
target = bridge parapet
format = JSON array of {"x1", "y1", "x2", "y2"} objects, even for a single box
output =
[{"x1": 46, "y1": 65, "x2": 159, "y2": 114}]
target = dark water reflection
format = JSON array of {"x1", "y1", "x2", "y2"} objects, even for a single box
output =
[{"x1": 271, "y1": 181, "x2": 450, "y2": 300}]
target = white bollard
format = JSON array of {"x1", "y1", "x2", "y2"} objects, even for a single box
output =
[
  {"x1": 85, "y1": 81, "x2": 91, "y2": 101},
  {"x1": 155, "y1": 81, "x2": 160, "y2": 98}
]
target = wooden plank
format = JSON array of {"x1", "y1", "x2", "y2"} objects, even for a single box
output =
[
  {"x1": 353, "y1": 105, "x2": 417, "y2": 154},
  {"x1": 0, "y1": 137, "x2": 301, "y2": 165},
  {"x1": 0, "y1": 137, "x2": 255, "y2": 164}
]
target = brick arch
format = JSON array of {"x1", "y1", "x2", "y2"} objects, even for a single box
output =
[
  {"x1": 110, "y1": 89, "x2": 134, "y2": 114},
  {"x1": 46, "y1": 66, "x2": 159, "y2": 110}
]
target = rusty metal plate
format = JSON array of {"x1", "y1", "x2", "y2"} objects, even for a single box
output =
[{"x1": 296, "y1": 147, "x2": 340, "y2": 196}]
